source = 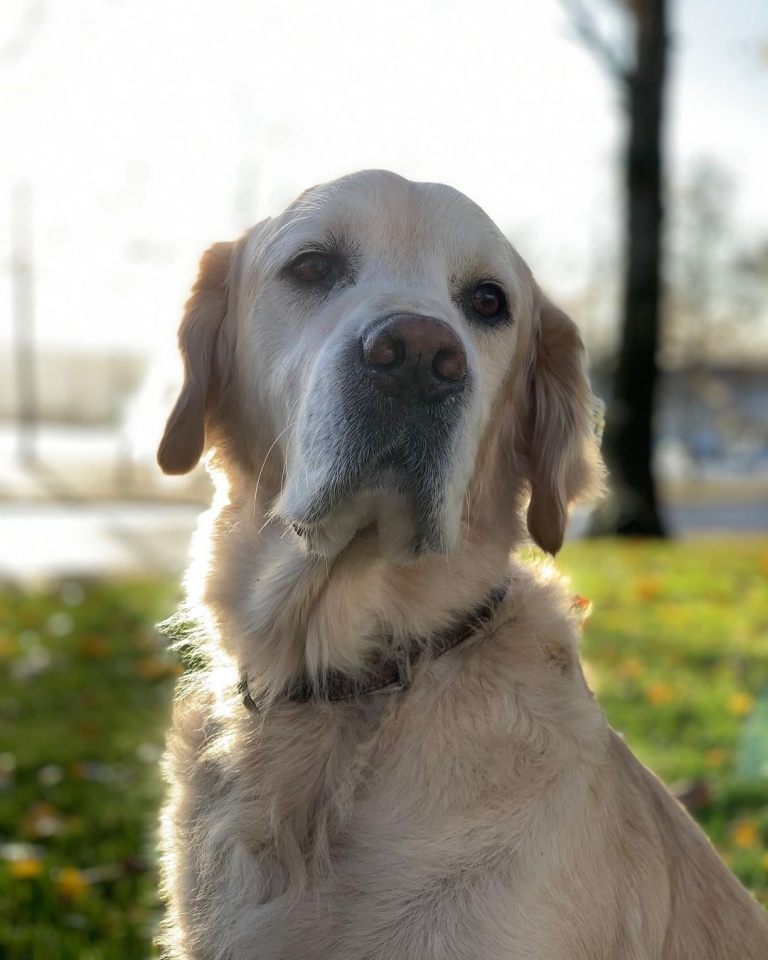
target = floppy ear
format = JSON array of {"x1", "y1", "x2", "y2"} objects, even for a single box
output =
[
  {"x1": 157, "y1": 242, "x2": 234, "y2": 475},
  {"x1": 524, "y1": 298, "x2": 604, "y2": 555}
]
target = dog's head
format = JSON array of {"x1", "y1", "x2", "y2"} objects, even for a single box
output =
[{"x1": 158, "y1": 170, "x2": 602, "y2": 560}]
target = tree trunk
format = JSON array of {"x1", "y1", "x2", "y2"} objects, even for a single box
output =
[{"x1": 591, "y1": 0, "x2": 669, "y2": 536}]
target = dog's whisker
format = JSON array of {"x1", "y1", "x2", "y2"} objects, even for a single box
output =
[
  {"x1": 461, "y1": 489, "x2": 473, "y2": 555},
  {"x1": 280, "y1": 422, "x2": 299, "y2": 494},
  {"x1": 251, "y1": 395, "x2": 303, "y2": 520},
  {"x1": 253, "y1": 417, "x2": 301, "y2": 518}
]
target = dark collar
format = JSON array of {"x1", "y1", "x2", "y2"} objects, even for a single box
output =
[{"x1": 238, "y1": 579, "x2": 509, "y2": 710}]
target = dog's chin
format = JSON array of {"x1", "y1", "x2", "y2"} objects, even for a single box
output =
[{"x1": 276, "y1": 472, "x2": 460, "y2": 563}]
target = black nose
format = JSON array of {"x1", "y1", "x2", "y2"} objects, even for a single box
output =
[{"x1": 361, "y1": 315, "x2": 467, "y2": 404}]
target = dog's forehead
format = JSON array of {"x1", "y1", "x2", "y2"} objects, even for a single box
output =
[{"x1": 268, "y1": 170, "x2": 510, "y2": 273}]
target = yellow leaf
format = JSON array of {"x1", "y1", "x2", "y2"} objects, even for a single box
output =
[
  {"x1": 705, "y1": 747, "x2": 728, "y2": 769},
  {"x1": 646, "y1": 682, "x2": 675, "y2": 706},
  {"x1": 55, "y1": 867, "x2": 89, "y2": 900},
  {"x1": 728, "y1": 692, "x2": 754, "y2": 717},
  {"x1": 732, "y1": 819, "x2": 759, "y2": 850},
  {"x1": 9, "y1": 858, "x2": 44, "y2": 879},
  {"x1": 619, "y1": 657, "x2": 643, "y2": 680},
  {"x1": 634, "y1": 577, "x2": 661, "y2": 601}
]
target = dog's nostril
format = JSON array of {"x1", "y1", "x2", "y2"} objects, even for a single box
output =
[
  {"x1": 433, "y1": 348, "x2": 466, "y2": 382},
  {"x1": 365, "y1": 335, "x2": 405, "y2": 369}
]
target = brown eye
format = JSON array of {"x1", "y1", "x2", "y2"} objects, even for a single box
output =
[
  {"x1": 291, "y1": 252, "x2": 331, "y2": 282},
  {"x1": 471, "y1": 283, "x2": 505, "y2": 320}
]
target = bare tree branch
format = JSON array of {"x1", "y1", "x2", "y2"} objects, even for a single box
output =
[{"x1": 561, "y1": 0, "x2": 630, "y2": 84}]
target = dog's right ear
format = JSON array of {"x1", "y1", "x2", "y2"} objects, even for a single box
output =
[
  {"x1": 157, "y1": 241, "x2": 235, "y2": 475},
  {"x1": 522, "y1": 297, "x2": 605, "y2": 555}
]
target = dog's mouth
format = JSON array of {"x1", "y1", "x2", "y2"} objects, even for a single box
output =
[{"x1": 276, "y1": 414, "x2": 465, "y2": 560}]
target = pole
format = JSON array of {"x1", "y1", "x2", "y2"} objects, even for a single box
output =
[{"x1": 10, "y1": 181, "x2": 38, "y2": 465}]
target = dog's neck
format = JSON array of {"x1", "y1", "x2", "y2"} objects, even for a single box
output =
[
  {"x1": 193, "y1": 474, "x2": 524, "y2": 705},
  {"x1": 239, "y1": 578, "x2": 511, "y2": 707}
]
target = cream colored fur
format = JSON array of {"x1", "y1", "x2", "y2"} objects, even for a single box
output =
[{"x1": 157, "y1": 171, "x2": 768, "y2": 959}]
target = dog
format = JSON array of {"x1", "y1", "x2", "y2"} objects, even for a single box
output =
[{"x1": 156, "y1": 170, "x2": 768, "y2": 959}]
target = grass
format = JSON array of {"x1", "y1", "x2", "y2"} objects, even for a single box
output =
[
  {"x1": 0, "y1": 580, "x2": 179, "y2": 960},
  {"x1": 559, "y1": 538, "x2": 768, "y2": 900},
  {"x1": 0, "y1": 539, "x2": 767, "y2": 957}
]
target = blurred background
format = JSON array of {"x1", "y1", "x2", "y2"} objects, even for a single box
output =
[{"x1": 0, "y1": 0, "x2": 766, "y2": 957}]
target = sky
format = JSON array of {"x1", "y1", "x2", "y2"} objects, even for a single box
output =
[{"x1": 1, "y1": 0, "x2": 767, "y2": 355}]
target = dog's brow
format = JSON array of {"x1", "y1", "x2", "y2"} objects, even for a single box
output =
[
  {"x1": 259, "y1": 218, "x2": 322, "y2": 273},
  {"x1": 287, "y1": 232, "x2": 347, "y2": 259}
]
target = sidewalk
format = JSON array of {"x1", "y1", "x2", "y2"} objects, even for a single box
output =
[
  {"x1": 0, "y1": 424, "x2": 209, "y2": 579},
  {"x1": 0, "y1": 424, "x2": 211, "y2": 504},
  {"x1": 0, "y1": 501, "x2": 202, "y2": 580}
]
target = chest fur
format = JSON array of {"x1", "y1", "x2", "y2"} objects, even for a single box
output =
[{"x1": 164, "y1": 657, "x2": 621, "y2": 960}]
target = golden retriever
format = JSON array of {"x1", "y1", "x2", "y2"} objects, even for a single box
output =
[{"x1": 157, "y1": 170, "x2": 768, "y2": 959}]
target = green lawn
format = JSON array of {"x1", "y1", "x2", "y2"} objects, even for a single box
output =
[
  {"x1": 558, "y1": 538, "x2": 768, "y2": 898},
  {"x1": 1, "y1": 539, "x2": 767, "y2": 958}
]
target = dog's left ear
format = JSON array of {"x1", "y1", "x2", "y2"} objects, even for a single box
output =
[{"x1": 523, "y1": 297, "x2": 604, "y2": 555}]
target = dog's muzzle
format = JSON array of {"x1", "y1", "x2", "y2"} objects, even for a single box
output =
[{"x1": 277, "y1": 313, "x2": 473, "y2": 558}]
